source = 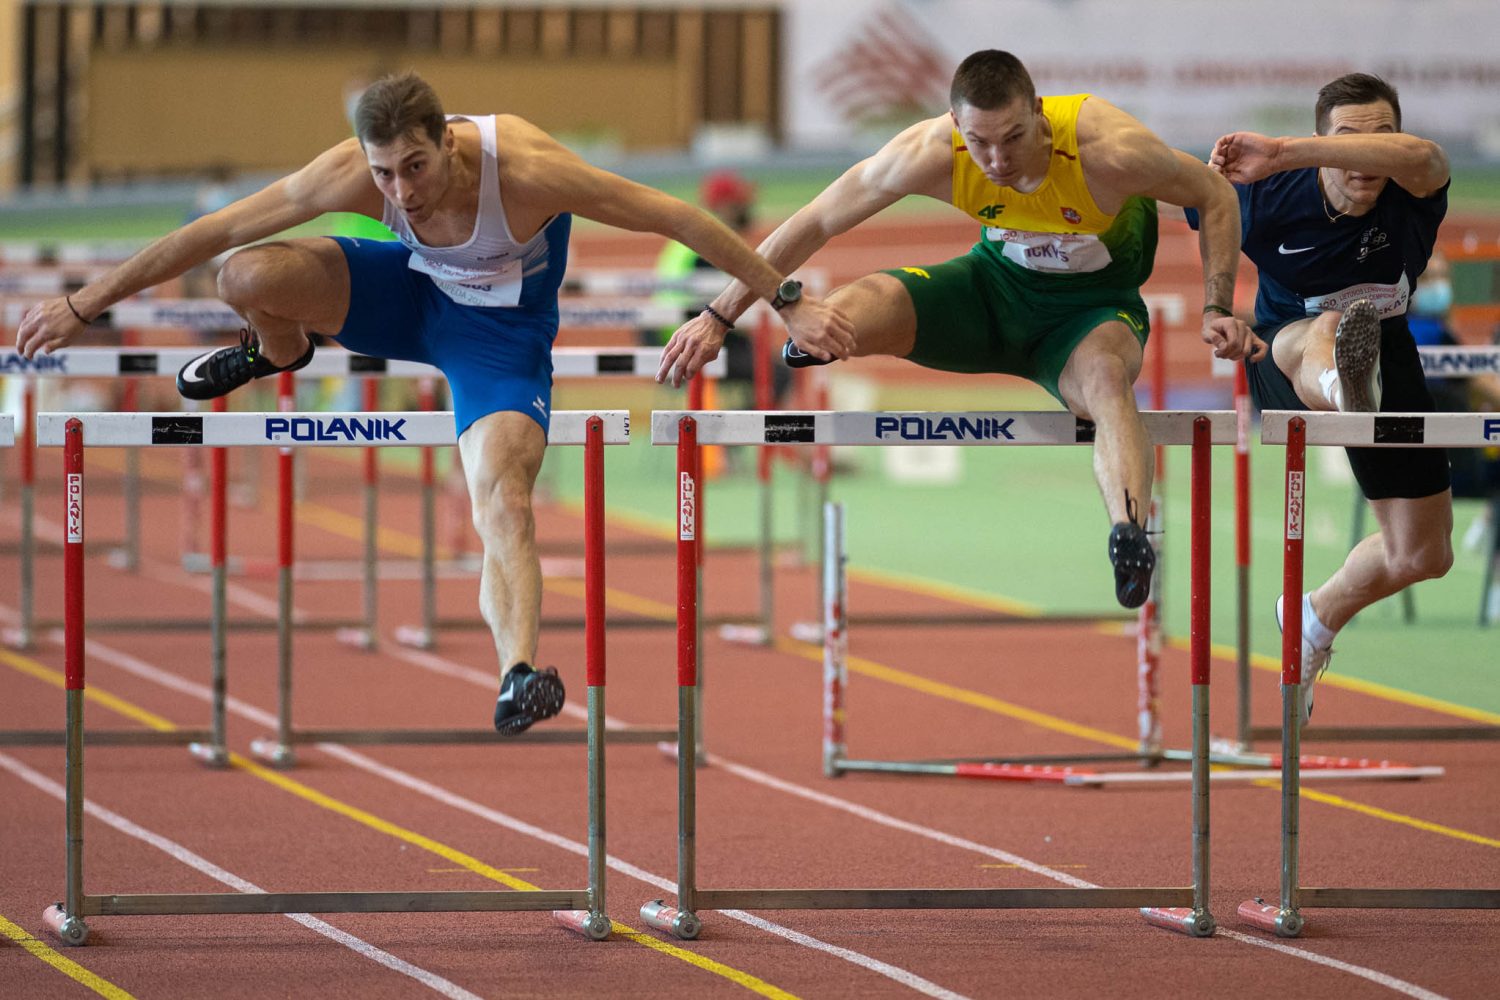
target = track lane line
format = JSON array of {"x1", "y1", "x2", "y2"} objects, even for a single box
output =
[
  {"x1": 0, "y1": 756, "x2": 483, "y2": 1000},
  {"x1": 3, "y1": 645, "x2": 954, "y2": 1000},
  {"x1": 0, "y1": 912, "x2": 137, "y2": 999}
]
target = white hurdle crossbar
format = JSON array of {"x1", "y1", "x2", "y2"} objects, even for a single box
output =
[
  {"x1": 5, "y1": 298, "x2": 708, "y2": 332},
  {"x1": 1239, "y1": 411, "x2": 1500, "y2": 939},
  {"x1": 643, "y1": 410, "x2": 1231, "y2": 942},
  {"x1": 37, "y1": 410, "x2": 627, "y2": 945},
  {"x1": 0, "y1": 346, "x2": 724, "y2": 380}
]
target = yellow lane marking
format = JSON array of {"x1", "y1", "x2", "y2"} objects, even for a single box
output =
[
  {"x1": 294, "y1": 502, "x2": 425, "y2": 559},
  {"x1": 775, "y1": 637, "x2": 1139, "y2": 752},
  {"x1": 0, "y1": 913, "x2": 137, "y2": 999},
  {"x1": 1249, "y1": 780, "x2": 1500, "y2": 849},
  {"x1": 2, "y1": 653, "x2": 801, "y2": 998},
  {"x1": 543, "y1": 577, "x2": 677, "y2": 619},
  {"x1": 845, "y1": 565, "x2": 1042, "y2": 617}
]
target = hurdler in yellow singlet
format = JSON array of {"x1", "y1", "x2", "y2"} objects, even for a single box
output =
[{"x1": 951, "y1": 93, "x2": 1155, "y2": 285}]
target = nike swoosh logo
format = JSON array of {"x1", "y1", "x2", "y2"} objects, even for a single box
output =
[
  {"x1": 178, "y1": 354, "x2": 214, "y2": 384},
  {"x1": 1278, "y1": 243, "x2": 1315, "y2": 255}
]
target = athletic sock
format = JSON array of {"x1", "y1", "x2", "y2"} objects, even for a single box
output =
[
  {"x1": 1317, "y1": 368, "x2": 1342, "y2": 410},
  {"x1": 1302, "y1": 593, "x2": 1335, "y2": 650}
]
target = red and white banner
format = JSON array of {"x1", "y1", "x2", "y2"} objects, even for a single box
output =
[{"x1": 785, "y1": 1, "x2": 1500, "y2": 155}]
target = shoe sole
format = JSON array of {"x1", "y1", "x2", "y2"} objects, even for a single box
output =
[
  {"x1": 175, "y1": 340, "x2": 317, "y2": 401},
  {"x1": 1333, "y1": 301, "x2": 1381, "y2": 413},
  {"x1": 782, "y1": 338, "x2": 834, "y2": 369},
  {"x1": 494, "y1": 671, "x2": 566, "y2": 736}
]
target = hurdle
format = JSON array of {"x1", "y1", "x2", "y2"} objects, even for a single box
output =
[
  {"x1": 1238, "y1": 412, "x2": 1500, "y2": 937},
  {"x1": 0, "y1": 340, "x2": 727, "y2": 647},
  {"x1": 1233, "y1": 347, "x2": 1500, "y2": 747},
  {"x1": 36, "y1": 412, "x2": 616, "y2": 945},
  {"x1": 642, "y1": 410, "x2": 1218, "y2": 940}
]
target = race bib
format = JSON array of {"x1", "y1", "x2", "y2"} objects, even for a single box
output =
[
  {"x1": 1303, "y1": 274, "x2": 1410, "y2": 320},
  {"x1": 408, "y1": 254, "x2": 525, "y2": 308},
  {"x1": 987, "y1": 228, "x2": 1113, "y2": 273}
]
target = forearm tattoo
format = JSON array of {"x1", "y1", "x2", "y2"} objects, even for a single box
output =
[{"x1": 1204, "y1": 271, "x2": 1234, "y2": 312}]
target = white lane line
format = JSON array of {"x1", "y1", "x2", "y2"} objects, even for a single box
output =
[
  {"x1": 0, "y1": 752, "x2": 483, "y2": 1000},
  {"x1": 56, "y1": 635, "x2": 972, "y2": 1000},
  {"x1": 385, "y1": 643, "x2": 1454, "y2": 1000},
  {"x1": 21, "y1": 605, "x2": 1454, "y2": 998}
]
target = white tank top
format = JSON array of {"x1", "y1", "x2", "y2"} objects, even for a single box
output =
[{"x1": 382, "y1": 114, "x2": 557, "y2": 308}]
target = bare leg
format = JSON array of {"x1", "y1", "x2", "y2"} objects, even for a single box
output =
[
  {"x1": 1310, "y1": 491, "x2": 1454, "y2": 631},
  {"x1": 216, "y1": 239, "x2": 351, "y2": 367},
  {"x1": 1269, "y1": 310, "x2": 1345, "y2": 410},
  {"x1": 457, "y1": 410, "x2": 549, "y2": 680},
  {"x1": 825, "y1": 274, "x2": 920, "y2": 358},
  {"x1": 1056, "y1": 322, "x2": 1151, "y2": 524}
]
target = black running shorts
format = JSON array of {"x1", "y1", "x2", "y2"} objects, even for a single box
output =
[{"x1": 1247, "y1": 317, "x2": 1451, "y2": 500}]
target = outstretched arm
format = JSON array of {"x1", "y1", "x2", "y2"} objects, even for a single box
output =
[
  {"x1": 655, "y1": 117, "x2": 954, "y2": 384},
  {"x1": 16, "y1": 140, "x2": 379, "y2": 359},
  {"x1": 1211, "y1": 130, "x2": 1448, "y2": 197},
  {"x1": 1085, "y1": 102, "x2": 1264, "y2": 361}
]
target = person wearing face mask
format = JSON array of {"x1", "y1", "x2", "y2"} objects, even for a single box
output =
[
  {"x1": 1194, "y1": 73, "x2": 1455, "y2": 724},
  {"x1": 13, "y1": 71, "x2": 854, "y2": 735}
]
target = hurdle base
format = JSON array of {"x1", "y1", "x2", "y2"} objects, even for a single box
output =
[
  {"x1": 553, "y1": 909, "x2": 612, "y2": 941},
  {"x1": 42, "y1": 904, "x2": 89, "y2": 947},
  {"x1": 640, "y1": 899, "x2": 701, "y2": 940},
  {"x1": 394, "y1": 625, "x2": 435, "y2": 651},
  {"x1": 250, "y1": 737, "x2": 296, "y2": 769},
  {"x1": 1, "y1": 627, "x2": 34, "y2": 651},
  {"x1": 335, "y1": 627, "x2": 377, "y2": 651},
  {"x1": 789, "y1": 621, "x2": 822, "y2": 643},
  {"x1": 105, "y1": 548, "x2": 138, "y2": 573},
  {"x1": 1237, "y1": 898, "x2": 1302, "y2": 937},
  {"x1": 1141, "y1": 906, "x2": 1215, "y2": 937},
  {"x1": 718, "y1": 623, "x2": 772, "y2": 646},
  {"x1": 188, "y1": 742, "x2": 229, "y2": 769}
]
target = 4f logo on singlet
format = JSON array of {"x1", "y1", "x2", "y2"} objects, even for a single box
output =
[{"x1": 976, "y1": 204, "x2": 1005, "y2": 220}]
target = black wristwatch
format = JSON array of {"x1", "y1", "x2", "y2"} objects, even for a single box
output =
[{"x1": 770, "y1": 279, "x2": 803, "y2": 311}]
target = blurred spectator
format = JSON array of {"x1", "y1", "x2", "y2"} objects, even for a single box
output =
[{"x1": 651, "y1": 170, "x2": 791, "y2": 409}]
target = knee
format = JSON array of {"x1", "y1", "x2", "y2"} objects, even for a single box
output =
[
  {"x1": 216, "y1": 246, "x2": 275, "y2": 308},
  {"x1": 1071, "y1": 351, "x2": 1133, "y2": 402},
  {"x1": 470, "y1": 477, "x2": 535, "y2": 545},
  {"x1": 1388, "y1": 537, "x2": 1454, "y2": 585}
]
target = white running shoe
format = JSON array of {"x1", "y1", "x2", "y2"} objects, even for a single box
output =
[
  {"x1": 1275, "y1": 594, "x2": 1333, "y2": 727},
  {"x1": 1332, "y1": 300, "x2": 1382, "y2": 412}
]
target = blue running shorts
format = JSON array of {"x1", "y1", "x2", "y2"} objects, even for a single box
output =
[{"x1": 331, "y1": 237, "x2": 557, "y2": 437}]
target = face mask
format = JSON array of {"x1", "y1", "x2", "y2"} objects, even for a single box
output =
[{"x1": 1412, "y1": 278, "x2": 1452, "y2": 317}]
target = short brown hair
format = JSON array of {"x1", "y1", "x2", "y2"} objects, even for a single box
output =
[
  {"x1": 354, "y1": 71, "x2": 446, "y2": 148},
  {"x1": 949, "y1": 50, "x2": 1036, "y2": 112},
  {"x1": 1315, "y1": 73, "x2": 1401, "y2": 134}
]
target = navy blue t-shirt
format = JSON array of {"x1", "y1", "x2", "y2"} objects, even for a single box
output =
[{"x1": 1187, "y1": 169, "x2": 1448, "y2": 333}]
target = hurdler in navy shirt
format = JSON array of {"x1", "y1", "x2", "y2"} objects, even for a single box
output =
[
  {"x1": 1187, "y1": 170, "x2": 1451, "y2": 501},
  {"x1": 1187, "y1": 168, "x2": 1447, "y2": 334}
]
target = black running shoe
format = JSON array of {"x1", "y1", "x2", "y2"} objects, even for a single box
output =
[
  {"x1": 1108, "y1": 491, "x2": 1155, "y2": 609},
  {"x1": 176, "y1": 327, "x2": 316, "y2": 401},
  {"x1": 493, "y1": 664, "x2": 566, "y2": 735},
  {"x1": 782, "y1": 337, "x2": 835, "y2": 369}
]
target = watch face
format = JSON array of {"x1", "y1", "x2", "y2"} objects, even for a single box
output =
[{"x1": 778, "y1": 280, "x2": 802, "y2": 302}]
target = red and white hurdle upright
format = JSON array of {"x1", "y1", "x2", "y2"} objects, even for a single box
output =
[
  {"x1": 34, "y1": 408, "x2": 623, "y2": 945},
  {"x1": 1239, "y1": 411, "x2": 1500, "y2": 937},
  {"x1": 642, "y1": 409, "x2": 1225, "y2": 941}
]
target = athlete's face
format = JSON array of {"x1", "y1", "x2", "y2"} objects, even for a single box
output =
[
  {"x1": 365, "y1": 127, "x2": 455, "y2": 225},
  {"x1": 1319, "y1": 100, "x2": 1398, "y2": 210},
  {"x1": 951, "y1": 97, "x2": 1046, "y2": 187}
]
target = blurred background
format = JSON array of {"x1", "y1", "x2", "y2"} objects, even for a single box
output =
[{"x1": 1, "y1": 1, "x2": 1497, "y2": 706}]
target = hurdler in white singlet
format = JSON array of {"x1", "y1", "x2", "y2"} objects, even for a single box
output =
[{"x1": 381, "y1": 114, "x2": 560, "y2": 309}]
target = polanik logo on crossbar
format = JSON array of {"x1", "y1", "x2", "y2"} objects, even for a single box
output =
[
  {"x1": 264, "y1": 416, "x2": 408, "y2": 443},
  {"x1": 873, "y1": 415, "x2": 1015, "y2": 441}
]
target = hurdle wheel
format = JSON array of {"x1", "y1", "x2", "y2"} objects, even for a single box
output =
[{"x1": 43, "y1": 904, "x2": 88, "y2": 946}]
